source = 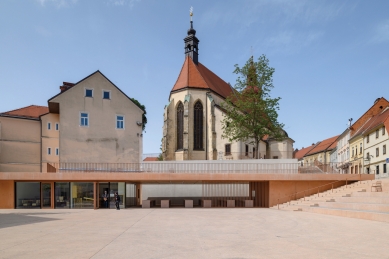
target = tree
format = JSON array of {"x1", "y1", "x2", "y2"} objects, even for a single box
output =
[
  {"x1": 221, "y1": 55, "x2": 285, "y2": 159},
  {"x1": 130, "y1": 98, "x2": 147, "y2": 131}
]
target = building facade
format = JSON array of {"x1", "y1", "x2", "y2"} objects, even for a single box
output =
[
  {"x1": 363, "y1": 108, "x2": 389, "y2": 177},
  {"x1": 0, "y1": 71, "x2": 144, "y2": 173}
]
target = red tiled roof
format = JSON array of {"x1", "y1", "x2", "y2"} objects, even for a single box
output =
[
  {"x1": 362, "y1": 108, "x2": 389, "y2": 135},
  {"x1": 350, "y1": 97, "x2": 389, "y2": 138},
  {"x1": 0, "y1": 105, "x2": 49, "y2": 119},
  {"x1": 305, "y1": 135, "x2": 339, "y2": 156},
  {"x1": 294, "y1": 145, "x2": 316, "y2": 160},
  {"x1": 143, "y1": 157, "x2": 159, "y2": 162},
  {"x1": 171, "y1": 56, "x2": 234, "y2": 99}
]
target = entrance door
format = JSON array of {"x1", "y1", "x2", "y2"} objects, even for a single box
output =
[{"x1": 99, "y1": 182, "x2": 109, "y2": 209}]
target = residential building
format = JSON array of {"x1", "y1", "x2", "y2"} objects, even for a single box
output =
[
  {"x1": 162, "y1": 20, "x2": 294, "y2": 161},
  {"x1": 303, "y1": 136, "x2": 338, "y2": 165},
  {"x1": 1, "y1": 71, "x2": 144, "y2": 173},
  {"x1": 294, "y1": 144, "x2": 316, "y2": 165},
  {"x1": 0, "y1": 105, "x2": 48, "y2": 172},
  {"x1": 336, "y1": 129, "x2": 350, "y2": 174},
  {"x1": 363, "y1": 107, "x2": 389, "y2": 177}
]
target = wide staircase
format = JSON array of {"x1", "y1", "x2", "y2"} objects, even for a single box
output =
[{"x1": 272, "y1": 178, "x2": 389, "y2": 223}]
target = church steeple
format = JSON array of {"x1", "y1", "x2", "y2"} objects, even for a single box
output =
[{"x1": 184, "y1": 7, "x2": 199, "y2": 65}]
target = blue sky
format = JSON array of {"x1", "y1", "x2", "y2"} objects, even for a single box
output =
[{"x1": 1, "y1": 0, "x2": 388, "y2": 154}]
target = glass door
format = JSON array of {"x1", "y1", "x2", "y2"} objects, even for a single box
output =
[
  {"x1": 42, "y1": 183, "x2": 51, "y2": 208},
  {"x1": 99, "y1": 182, "x2": 109, "y2": 209}
]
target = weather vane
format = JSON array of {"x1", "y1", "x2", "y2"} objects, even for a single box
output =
[{"x1": 190, "y1": 6, "x2": 193, "y2": 21}]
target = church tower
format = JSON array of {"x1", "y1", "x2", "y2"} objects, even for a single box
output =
[{"x1": 184, "y1": 8, "x2": 199, "y2": 64}]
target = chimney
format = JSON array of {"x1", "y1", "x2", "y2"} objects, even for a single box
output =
[{"x1": 60, "y1": 82, "x2": 75, "y2": 93}]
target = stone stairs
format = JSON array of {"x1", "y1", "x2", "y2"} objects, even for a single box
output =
[{"x1": 272, "y1": 178, "x2": 389, "y2": 223}]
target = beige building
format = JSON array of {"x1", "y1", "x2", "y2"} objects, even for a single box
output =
[
  {"x1": 362, "y1": 107, "x2": 389, "y2": 177},
  {"x1": 303, "y1": 135, "x2": 338, "y2": 165},
  {"x1": 0, "y1": 71, "x2": 144, "y2": 173},
  {"x1": 46, "y1": 71, "x2": 144, "y2": 165},
  {"x1": 162, "y1": 21, "x2": 293, "y2": 161},
  {"x1": 0, "y1": 105, "x2": 48, "y2": 172}
]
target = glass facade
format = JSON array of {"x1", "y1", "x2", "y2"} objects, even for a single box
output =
[
  {"x1": 15, "y1": 182, "x2": 130, "y2": 209},
  {"x1": 70, "y1": 182, "x2": 94, "y2": 208},
  {"x1": 16, "y1": 182, "x2": 40, "y2": 209},
  {"x1": 42, "y1": 183, "x2": 51, "y2": 208},
  {"x1": 99, "y1": 182, "x2": 125, "y2": 209},
  {"x1": 55, "y1": 182, "x2": 70, "y2": 208}
]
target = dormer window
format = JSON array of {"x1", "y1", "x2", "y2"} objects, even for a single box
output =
[
  {"x1": 85, "y1": 89, "x2": 93, "y2": 97},
  {"x1": 103, "y1": 90, "x2": 110, "y2": 100}
]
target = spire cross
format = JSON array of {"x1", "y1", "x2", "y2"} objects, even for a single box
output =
[{"x1": 190, "y1": 6, "x2": 193, "y2": 22}]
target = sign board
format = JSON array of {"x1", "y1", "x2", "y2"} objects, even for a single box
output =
[{"x1": 386, "y1": 158, "x2": 389, "y2": 163}]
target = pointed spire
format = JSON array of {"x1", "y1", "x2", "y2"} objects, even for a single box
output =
[{"x1": 184, "y1": 6, "x2": 199, "y2": 64}]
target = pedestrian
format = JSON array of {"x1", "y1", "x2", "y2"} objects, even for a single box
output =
[
  {"x1": 102, "y1": 190, "x2": 109, "y2": 208},
  {"x1": 115, "y1": 192, "x2": 120, "y2": 210}
]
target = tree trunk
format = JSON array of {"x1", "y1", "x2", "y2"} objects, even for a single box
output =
[{"x1": 255, "y1": 140, "x2": 260, "y2": 159}]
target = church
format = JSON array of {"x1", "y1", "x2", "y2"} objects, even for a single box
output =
[{"x1": 162, "y1": 17, "x2": 294, "y2": 161}]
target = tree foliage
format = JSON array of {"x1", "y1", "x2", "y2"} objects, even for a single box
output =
[
  {"x1": 130, "y1": 98, "x2": 147, "y2": 131},
  {"x1": 221, "y1": 55, "x2": 285, "y2": 159}
]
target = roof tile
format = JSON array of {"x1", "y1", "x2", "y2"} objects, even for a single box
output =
[{"x1": 1, "y1": 105, "x2": 49, "y2": 119}]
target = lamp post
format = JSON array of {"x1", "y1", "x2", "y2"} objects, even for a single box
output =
[{"x1": 364, "y1": 155, "x2": 374, "y2": 174}]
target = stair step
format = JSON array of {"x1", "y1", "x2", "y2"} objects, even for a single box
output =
[{"x1": 307, "y1": 207, "x2": 389, "y2": 223}]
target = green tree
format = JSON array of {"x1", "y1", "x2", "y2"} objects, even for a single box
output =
[
  {"x1": 130, "y1": 98, "x2": 147, "y2": 131},
  {"x1": 221, "y1": 55, "x2": 285, "y2": 159}
]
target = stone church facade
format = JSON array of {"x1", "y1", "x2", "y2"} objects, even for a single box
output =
[{"x1": 162, "y1": 20, "x2": 294, "y2": 161}]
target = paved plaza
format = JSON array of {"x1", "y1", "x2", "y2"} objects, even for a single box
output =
[{"x1": 0, "y1": 208, "x2": 388, "y2": 259}]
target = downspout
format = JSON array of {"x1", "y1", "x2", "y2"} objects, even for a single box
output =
[{"x1": 206, "y1": 92, "x2": 210, "y2": 160}]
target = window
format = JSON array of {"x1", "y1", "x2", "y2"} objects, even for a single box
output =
[
  {"x1": 383, "y1": 145, "x2": 386, "y2": 155},
  {"x1": 116, "y1": 115, "x2": 124, "y2": 129},
  {"x1": 225, "y1": 144, "x2": 231, "y2": 155},
  {"x1": 55, "y1": 123, "x2": 59, "y2": 131},
  {"x1": 352, "y1": 147, "x2": 354, "y2": 157},
  {"x1": 80, "y1": 113, "x2": 89, "y2": 126},
  {"x1": 376, "y1": 129, "x2": 379, "y2": 138},
  {"x1": 56, "y1": 148, "x2": 59, "y2": 156},
  {"x1": 177, "y1": 102, "x2": 184, "y2": 150},
  {"x1": 245, "y1": 145, "x2": 249, "y2": 157},
  {"x1": 47, "y1": 122, "x2": 51, "y2": 130},
  {"x1": 376, "y1": 147, "x2": 379, "y2": 157},
  {"x1": 48, "y1": 147, "x2": 51, "y2": 155},
  {"x1": 103, "y1": 90, "x2": 110, "y2": 99},
  {"x1": 273, "y1": 156, "x2": 279, "y2": 159},
  {"x1": 366, "y1": 167, "x2": 370, "y2": 174},
  {"x1": 384, "y1": 164, "x2": 387, "y2": 174},
  {"x1": 85, "y1": 89, "x2": 93, "y2": 97},
  {"x1": 253, "y1": 148, "x2": 256, "y2": 158},
  {"x1": 360, "y1": 143, "x2": 362, "y2": 154},
  {"x1": 376, "y1": 165, "x2": 379, "y2": 175},
  {"x1": 193, "y1": 101, "x2": 203, "y2": 150},
  {"x1": 366, "y1": 134, "x2": 369, "y2": 143},
  {"x1": 383, "y1": 126, "x2": 386, "y2": 135}
]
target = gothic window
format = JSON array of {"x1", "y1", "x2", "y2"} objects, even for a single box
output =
[
  {"x1": 177, "y1": 102, "x2": 184, "y2": 150},
  {"x1": 193, "y1": 101, "x2": 203, "y2": 150}
]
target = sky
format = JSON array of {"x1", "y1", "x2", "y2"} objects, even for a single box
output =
[{"x1": 1, "y1": 0, "x2": 389, "y2": 155}]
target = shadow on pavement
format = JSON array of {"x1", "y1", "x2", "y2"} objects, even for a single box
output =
[{"x1": 0, "y1": 213, "x2": 60, "y2": 229}]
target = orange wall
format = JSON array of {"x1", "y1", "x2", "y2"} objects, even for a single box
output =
[
  {"x1": 269, "y1": 180, "x2": 348, "y2": 207},
  {"x1": 0, "y1": 180, "x2": 14, "y2": 208}
]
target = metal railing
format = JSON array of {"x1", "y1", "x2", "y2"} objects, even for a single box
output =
[{"x1": 48, "y1": 162, "x2": 301, "y2": 174}]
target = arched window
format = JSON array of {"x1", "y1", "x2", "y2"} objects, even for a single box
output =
[
  {"x1": 177, "y1": 102, "x2": 184, "y2": 150},
  {"x1": 193, "y1": 101, "x2": 203, "y2": 150}
]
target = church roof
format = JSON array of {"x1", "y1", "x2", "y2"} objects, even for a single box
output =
[{"x1": 171, "y1": 56, "x2": 234, "y2": 99}]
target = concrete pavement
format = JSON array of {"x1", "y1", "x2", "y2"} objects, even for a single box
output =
[{"x1": 0, "y1": 208, "x2": 388, "y2": 259}]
